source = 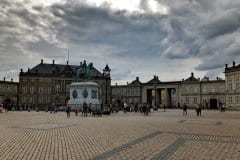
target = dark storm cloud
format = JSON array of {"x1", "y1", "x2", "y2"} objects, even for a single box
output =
[
  {"x1": 48, "y1": 3, "x2": 167, "y2": 58},
  {"x1": 159, "y1": 0, "x2": 240, "y2": 75}
]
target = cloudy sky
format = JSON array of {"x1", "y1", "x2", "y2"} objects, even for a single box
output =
[{"x1": 0, "y1": 0, "x2": 240, "y2": 84}]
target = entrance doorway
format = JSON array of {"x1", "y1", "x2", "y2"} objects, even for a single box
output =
[
  {"x1": 147, "y1": 89, "x2": 153, "y2": 104},
  {"x1": 210, "y1": 99, "x2": 217, "y2": 109}
]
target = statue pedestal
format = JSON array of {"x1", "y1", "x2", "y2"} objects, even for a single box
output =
[{"x1": 67, "y1": 82, "x2": 101, "y2": 110}]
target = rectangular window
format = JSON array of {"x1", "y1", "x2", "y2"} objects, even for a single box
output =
[
  {"x1": 39, "y1": 97, "x2": 43, "y2": 103},
  {"x1": 236, "y1": 82, "x2": 240, "y2": 91},
  {"x1": 22, "y1": 86, "x2": 27, "y2": 93},
  {"x1": 22, "y1": 97, "x2": 26, "y2": 103},
  {"x1": 55, "y1": 84, "x2": 60, "y2": 94},
  {"x1": 194, "y1": 97, "x2": 198, "y2": 103},
  {"x1": 46, "y1": 97, "x2": 51, "y2": 103},
  {"x1": 66, "y1": 84, "x2": 70, "y2": 93},
  {"x1": 236, "y1": 96, "x2": 240, "y2": 104},
  {"x1": 229, "y1": 96, "x2": 232, "y2": 104},
  {"x1": 30, "y1": 86, "x2": 35, "y2": 94},
  {"x1": 30, "y1": 97, "x2": 35, "y2": 103},
  {"x1": 229, "y1": 84, "x2": 233, "y2": 91},
  {"x1": 46, "y1": 87, "x2": 51, "y2": 94},
  {"x1": 185, "y1": 97, "x2": 189, "y2": 104},
  {"x1": 39, "y1": 87, "x2": 44, "y2": 93},
  {"x1": 14, "y1": 87, "x2": 18, "y2": 93}
]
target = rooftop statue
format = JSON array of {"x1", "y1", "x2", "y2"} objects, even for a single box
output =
[{"x1": 76, "y1": 60, "x2": 93, "y2": 80}]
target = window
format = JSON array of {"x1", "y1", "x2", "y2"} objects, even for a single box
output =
[
  {"x1": 66, "y1": 84, "x2": 70, "y2": 93},
  {"x1": 46, "y1": 88, "x2": 51, "y2": 94},
  {"x1": 194, "y1": 97, "x2": 198, "y2": 103},
  {"x1": 30, "y1": 97, "x2": 35, "y2": 103},
  {"x1": 55, "y1": 84, "x2": 60, "y2": 94},
  {"x1": 22, "y1": 97, "x2": 26, "y2": 103},
  {"x1": 46, "y1": 97, "x2": 51, "y2": 103},
  {"x1": 229, "y1": 96, "x2": 232, "y2": 104},
  {"x1": 236, "y1": 82, "x2": 240, "y2": 91},
  {"x1": 229, "y1": 83, "x2": 233, "y2": 91},
  {"x1": 39, "y1": 87, "x2": 44, "y2": 93},
  {"x1": 219, "y1": 84, "x2": 224, "y2": 92},
  {"x1": 185, "y1": 97, "x2": 189, "y2": 104},
  {"x1": 30, "y1": 86, "x2": 35, "y2": 94},
  {"x1": 22, "y1": 86, "x2": 27, "y2": 93},
  {"x1": 236, "y1": 96, "x2": 240, "y2": 104},
  {"x1": 14, "y1": 87, "x2": 17, "y2": 93},
  {"x1": 39, "y1": 97, "x2": 43, "y2": 103}
]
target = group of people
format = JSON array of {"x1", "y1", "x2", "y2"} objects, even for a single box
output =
[
  {"x1": 66, "y1": 102, "x2": 95, "y2": 118},
  {"x1": 181, "y1": 103, "x2": 202, "y2": 116}
]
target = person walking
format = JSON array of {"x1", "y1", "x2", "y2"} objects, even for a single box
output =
[
  {"x1": 83, "y1": 102, "x2": 88, "y2": 117},
  {"x1": 66, "y1": 105, "x2": 71, "y2": 118},
  {"x1": 183, "y1": 103, "x2": 187, "y2": 115}
]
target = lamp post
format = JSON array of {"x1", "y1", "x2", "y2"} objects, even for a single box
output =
[{"x1": 103, "y1": 65, "x2": 111, "y2": 106}]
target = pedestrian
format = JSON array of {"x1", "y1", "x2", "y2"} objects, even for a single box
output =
[
  {"x1": 183, "y1": 103, "x2": 187, "y2": 115},
  {"x1": 83, "y1": 102, "x2": 88, "y2": 117},
  {"x1": 66, "y1": 105, "x2": 71, "y2": 118},
  {"x1": 196, "y1": 103, "x2": 201, "y2": 116}
]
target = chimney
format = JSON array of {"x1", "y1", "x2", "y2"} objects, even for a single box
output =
[
  {"x1": 225, "y1": 64, "x2": 228, "y2": 68},
  {"x1": 41, "y1": 59, "x2": 43, "y2": 64},
  {"x1": 3, "y1": 77, "x2": 5, "y2": 81},
  {"x1": 11, "y1": 78, "x2": 13, "y2": 82},
  {"x1": 233, "y1": 61, "x2": 235, "y2": 67},
  {"x1": 191, "y1": 72, "x2": 194, "y2": 77},
  {"x1": 115, "y1": 82, "x2": 118, "y2": 86},
  {"x1": 20, "y1": 69, "x2": 23, "y2": 73},
  {"x1": 182, "y1": 79, "x2": 184, "y2": 81},
  {"x1": 52, "y1": 60, "x2": 55, "y2": 65},
  {"x1": 136, "y1": 77, "x2": 139, "y2": 81},
  {"x1": 67, "y1": 61, "x2": 69, "y2": 65}
]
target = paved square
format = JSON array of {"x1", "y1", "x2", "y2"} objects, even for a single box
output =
[{"x1": 0, "y1": 109, "x2": 240, "y2": 160}]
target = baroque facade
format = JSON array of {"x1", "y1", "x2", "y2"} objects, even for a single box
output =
[
  {"x1": 0, "y1": 78, "x2": 18, "y2": 105},
  {"x1": 111, "y1": 73, "x2": 228, "y2": 110},
  {"x1": 19, "y1": 59, "x2": 111, "y2": 109},
  {"x1": 1, "y1": 60, "x2": 239, "y2": 110},
  {"x1": 225, "y1": 61, "x2": 240, "y2": 109}
]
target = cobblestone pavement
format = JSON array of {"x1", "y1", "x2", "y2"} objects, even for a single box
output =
[{"x1": 0, "y1": 109, "x2": 240, "y2": 160}]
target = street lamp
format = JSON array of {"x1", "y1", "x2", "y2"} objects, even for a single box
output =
[{"x1": 103, "y1": 64, "x2": 111, "y2": 105}]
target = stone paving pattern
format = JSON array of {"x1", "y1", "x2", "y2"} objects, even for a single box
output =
[{"x1": 0, "y1": 109, "x2": 240, "y2": 160}]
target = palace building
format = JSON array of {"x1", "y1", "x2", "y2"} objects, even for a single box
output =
[
  {"x1": 225, "y1": 61, "x2": 240, "y2": 109},
  {"x1": 1, "y1": 60, "x2": 239, "y2": 110},
  {"x1": 112, "y1": 73, "x2": 225, "y2": 109},
  {"x1": 18, "y1": 59, "x2": 111, "y2": 110},
  {"x1": 0, "y1": 78, "x2": 18, "y2": 105}
]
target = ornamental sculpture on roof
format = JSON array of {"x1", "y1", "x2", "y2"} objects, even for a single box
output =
[{"x1": 76, "y1": 60, "x2": 93, "y2": 80}]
